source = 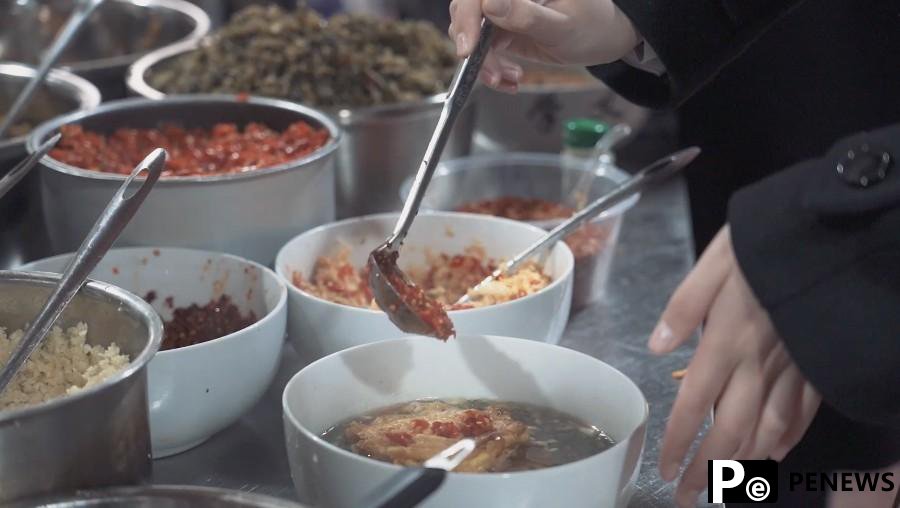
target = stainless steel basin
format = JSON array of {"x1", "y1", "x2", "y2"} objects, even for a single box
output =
[
  {"x1": 0, "y1": 0, "x2": 210, "y2": 98},
  {"x1": 0, "y1": 63, "x2": 100, "y2": 270},
  {"x1": 127, "y1": 42, "x2": 476, "y2": 219},
  {"x1": 0, "y1": 271, "x2": 162, "y2": 504}
]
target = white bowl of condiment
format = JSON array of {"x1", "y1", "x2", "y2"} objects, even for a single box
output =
[
  {"x1": 282, "y1": 335, "x2": 648, "y2": 508},
  {"x1": 20, "y1": 247, "x2": 287, "y2": 458},
  {"x1": 274, "y1": 212, "x2": 574, "y2": 361}
]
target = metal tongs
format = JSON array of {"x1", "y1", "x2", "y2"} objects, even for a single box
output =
[
  {"x1": 0, "y1": 0, "x2": 105, "y2": 138},
  {"x1": 360, "y1": 439, "x2": 476, "y2": 508},
  {"x1": 0, "y1": 133, "x2": 60, "y2": 202},
  {"x1": 0, "y1": 148, "x2": 166, "y2": 396},
  {"x1": 367, "y1": 19, "x2": 493, "y2": 338},
  {"x1": 456, "y1": 147, "x2": 702, "y2": 306}
]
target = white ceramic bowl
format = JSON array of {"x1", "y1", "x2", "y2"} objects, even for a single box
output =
[
  {"x1": 20, "y1": 247, "x2": 287, "y2": 458},
  {"x1": 274, "y1": 212, "x2": 574, "y2": 360},
  {"x1": 282, "y1": 335, "x2": 648, "y2": 508}
]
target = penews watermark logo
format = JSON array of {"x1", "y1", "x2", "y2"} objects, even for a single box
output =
[
  {"x1": 709, "y1": 460, "x2": 897, "y2": 503},
  {"x1": 709, "y1": 460, "x2": 778, "y2": 503}
]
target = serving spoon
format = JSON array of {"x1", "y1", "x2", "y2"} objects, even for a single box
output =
[
  {"x1": 455, "y1": 147, "x2": 701, "y2": 306},
  {"x1": 0, "y1": 0, "x2": 105, "y2": 139},
  {"x1": 0, "y1": 148, "x2": 165, "y2": 397},
  {"x1": 361, "y1": 438, "x2": 476, "y2": 508},
  {"x1": 0, "y1": 133, "x2": 60, "y2": 202},
  {"x1": 368, "y1": 19, "x2": 493, "y2": 340}
]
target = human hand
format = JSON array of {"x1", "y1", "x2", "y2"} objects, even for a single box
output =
[
  {"x1": 649, "y1": 227, "x2": 822, "y2": 507},
  {"x1": 448, "y1": 0, "x2": 640, "y2": 92}
]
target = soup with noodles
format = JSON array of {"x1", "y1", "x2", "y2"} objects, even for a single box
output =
[{"x1": 321, "y1": 399, "x2": 616, "y2": 473}]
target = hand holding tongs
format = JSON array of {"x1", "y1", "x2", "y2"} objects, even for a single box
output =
[
  {"x1": 360, "y1": 439, "x2": 476, "y2": 508},
  {"x1": 456, "y1": 147, "x2": 702, "y2": 306},
  {"x1": 0, "y1": 148, "x2": 166, "y2": 397},
  {"x1": 0, "y1": 0, "x2": 105, "y2": 138}
]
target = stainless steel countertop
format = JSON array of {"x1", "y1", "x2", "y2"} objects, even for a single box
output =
[{"x1": 151, "y1": 175, "x2": 715, "y2": 507}]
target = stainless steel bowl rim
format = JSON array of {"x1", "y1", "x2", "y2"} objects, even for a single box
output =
[
  {"x1": 10, "y1": 485, "x2": 306, "y2": 507},
  {"x1": 401, "y1": 151, "x2": 642, "y2": 219},
  {"x1": 19, "y1": 246, "x2": 289, "y2": 357},
  {"x1": 26, "y1": 94, "x2": 342, "y2": 184},
  {"x1": 282, "y1": 334, "x2": 650, "y2": 477},
  {"x1": 0, "y1": 62, "x2": 101, "y2": 154},
  {"x1": 276, "y1": 210, "x2": 575, "y2": 317},
  {"x1": 60, "y1": 0, "x2": 210, "y2": 74},
  {"x1": 126, "y1": 39, "x2": 457, "y2": 122},
  {"x1": 0, "y1": 270, "x2": 163, "y2": 423}
]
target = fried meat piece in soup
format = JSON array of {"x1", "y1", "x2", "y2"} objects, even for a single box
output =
[{"x1": 344, "y1": 400, "x2": 529, "y2": 473}]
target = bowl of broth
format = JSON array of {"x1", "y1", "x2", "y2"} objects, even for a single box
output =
[{"x1": 282, "y1": 335, "x2": 647, "y2": 508}]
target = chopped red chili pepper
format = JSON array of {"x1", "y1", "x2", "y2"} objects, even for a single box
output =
[
  {"x1": 50, "y1": 121, "x2": 330, "y2": 178},
  {"x1": 457, "y1": 196, "x2": 572, "y2": 221},
  {"x1": 460, "y1": 410, "x2": 494, "y2": 437},
  {"x1": 457, "y1": 196, "x2": 611, "y2": 259},
  {"x1": 372, "y1": 249, "x2": 455, "y2": 341},
  {"x1": 385, "y1": 431, "x2": 413, "y2": 446},
  {"x1": 161, "y1": 294, "x2": 257, "y2": 351},
  {"x1": 410, "y1": 419, "x2": 430, "y2": 433},
  {"x1": 431, "y1": 421, "x2": 461, "y2": 438}
]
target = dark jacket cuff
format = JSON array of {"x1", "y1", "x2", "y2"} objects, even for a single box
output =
[{"x1": 728, "y1": 124, "x2": 900, "y2": 429}]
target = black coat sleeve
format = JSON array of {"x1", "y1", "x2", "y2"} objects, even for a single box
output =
[
  {"x1": 587, "y1": 0, "x2": 807, "y2": 108},
  {"x1": 728, "y1": 123, "x2": 900, "y2": 430}
]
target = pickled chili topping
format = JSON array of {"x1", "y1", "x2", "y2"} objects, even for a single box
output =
[
  {"x1": 457, "y1": 196, "x2": 611, "y2": 258},
  {"x1": 161, "y1": 294, "x2": 258, "y2": 350},
  {"x1": 372, "y1": 249, "x2": 455, "y2": 341},
  {"x1": 457, "y1": 196, "x2": 573, "y2": 221},
  {"x1": 50, "y1": 121, "x2": 330, "y2": 178}
]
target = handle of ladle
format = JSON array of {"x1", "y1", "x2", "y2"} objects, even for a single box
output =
[
  {"x1": 389, "y1": 19, "x2": 494, "y2": 248},
  {"x1": 0, "y1": 148, "x2": 165, "y2": 395},
  {"x1": 0, "y1": 133, "x2": 60, "y2": 202},
  {"x1": 0, "y1": 0, "x2": 105, "y2": 138},
  {"x1": 505, "y1": 147, "x2": 702, "y2": 274}
]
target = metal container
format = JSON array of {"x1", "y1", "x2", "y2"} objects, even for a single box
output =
[
  {"x1": 28, "y1": 95, "x2": 341, "y2": 265},
  {"x1": 0, "y1": 0, "x2": 210, "y2": 99},
  {"x1": 126, "y1": 43, "x2": 476, "y2": 219},
  {"x1": 0, "y1": 63, "x2": 101, "y2": 270},
  {"x1": 475, "y1": 64, "x2": 648, "y2": 153},
  {"x1": 11, "y1": 485, "x2": 308, "y2": 507},
  {"x1": 0, "y1": 271, "x2": 162, "y2": 504}
]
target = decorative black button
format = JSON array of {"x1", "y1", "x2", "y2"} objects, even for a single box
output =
[{"x1": 836, "y1": 143, "x2": 891, "y2": 187}]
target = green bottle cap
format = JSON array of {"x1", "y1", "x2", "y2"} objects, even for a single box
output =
[{"x1": 564, "y1": 118, "x2": 608, "y2": 149}]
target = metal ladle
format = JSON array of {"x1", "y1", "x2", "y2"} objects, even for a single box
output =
[
  {"x1": 361, "y1": 438, "x2": 476, "y2": 508},
  {"x1": 368, "y1": 19, "x2": 493, "y2": 340},
  {"x1": 456, "y1": 147, "x2": 702, "y2": 306},
  {"x1": 0, "y1": 0, "x2": 106, "y2": 139},
  {"x1": 0, "y1": 133, "x2": 60, "y2": 202},
  {"x1": 0, "y1": 148, "x2": 166, "y2": 396}
]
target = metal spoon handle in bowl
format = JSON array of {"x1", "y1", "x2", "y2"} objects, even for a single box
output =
[
  {"x1": 0, "y1": 0, "x2": 105, "y2": 139},
  {"x1": 362, "y1": 439, "x2": 476, "y2": 508},
  {"x1": 0, "y1": 133, "x2": 60, "y2": 202},
  {"x1": 0, "y1": 148, "x2": 166, "y2": 396},
  {"x1": 456, "y1": 146, "x2": 701, "y2": 305},
  {"x1": 386, "y1": 19, "x2": 493, "y2": 250}
]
